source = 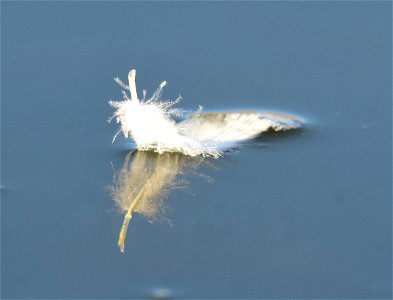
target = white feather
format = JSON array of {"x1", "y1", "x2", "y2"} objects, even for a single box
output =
[
  {"x1": 178, "y1": 111, "x2": 301, "y2": 144},
  {"x1": 109, "y1": 70, "x2": 301, "y2": 157}
]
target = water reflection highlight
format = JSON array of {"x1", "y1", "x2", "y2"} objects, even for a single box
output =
[{"x1": 109, "y1": 151, "x2": 205, "y2": 252}]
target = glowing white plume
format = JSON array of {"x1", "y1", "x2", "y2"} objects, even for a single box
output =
[{"x1": 109, "y1": 69, "x2": 301, "y2": 157}]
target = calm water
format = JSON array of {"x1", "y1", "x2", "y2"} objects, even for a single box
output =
[{"x1": 1, "y1": 2, "x2": 392, "y2": 299}]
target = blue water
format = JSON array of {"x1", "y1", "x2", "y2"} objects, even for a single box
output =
[{"x1": 1, "y1": 2, "x2": 392, "y2": 299}]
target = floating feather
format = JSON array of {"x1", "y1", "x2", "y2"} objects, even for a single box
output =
[
  {"x1": 109, "y1": 69, "x2": 301, "y2": 157},
  {"x1": 108, "y1": 69, "x2": 302, "y2": 252}
]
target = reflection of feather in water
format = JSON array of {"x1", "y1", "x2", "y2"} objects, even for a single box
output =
[
  {"x1": 108, "y1": 69, "x2": 302, "y2": 252},
  {"x1": 109, "y1": 69, "x2": 301, "y2": 157},
  {"x1": 109, "y1": 151, "x2": 203, "y2": 252}
]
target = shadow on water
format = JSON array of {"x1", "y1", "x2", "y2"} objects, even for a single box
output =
[{"x1": 258, "y1": 124, "x2": 309, "y2": 140}]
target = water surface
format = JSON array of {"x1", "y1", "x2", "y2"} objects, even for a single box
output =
[{"x1": 1, "y1": 2, "x2": 392, "y2": 299}]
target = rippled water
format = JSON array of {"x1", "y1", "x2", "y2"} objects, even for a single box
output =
[{"x1": 2, "y1": 2, "x2": 391, "y2": 299}]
